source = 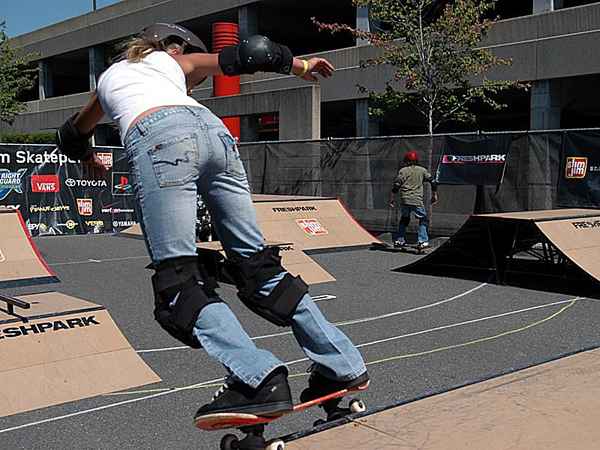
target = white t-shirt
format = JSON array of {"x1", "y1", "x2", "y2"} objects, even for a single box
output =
[{"x1": 97, "y1": 51, "x2": 205, "y2": 142}]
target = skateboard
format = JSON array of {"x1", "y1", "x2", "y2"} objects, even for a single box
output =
[
  {"x1": 371, "y1": 241, "x2": 430, "y2": 255},
  {"x1": 195, "y1": 382, "x2": 369, "y2": 450}
]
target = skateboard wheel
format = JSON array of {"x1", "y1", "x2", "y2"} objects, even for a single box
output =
[
  {"x1": 220, "y1": 434, "x2": 239, "y2": 450},
  {"x1": 349, "y1": 399, "x2": 366, "y2": 413},
  {"x1": 266, "y1": 439, "x2": 285, "y2": 450}
]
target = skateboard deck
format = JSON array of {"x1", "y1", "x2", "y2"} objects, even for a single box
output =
[
  {"x1": 195, "y1": 381, "x2": 369, "y2": 431},
  {"x1": 371, "y1": 241, "x2": 430, "y2": 254}
]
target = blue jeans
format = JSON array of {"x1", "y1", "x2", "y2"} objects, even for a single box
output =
[
  {"x1": 393, "y1": 205, "x2": 429, "y2": 244},
  {"x1": 124, "y1": 106, "x2": 366, "y2": 388}
]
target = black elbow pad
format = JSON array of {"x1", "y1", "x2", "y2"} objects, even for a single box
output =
[
  {"x1": 55, "y1": 114, "x2": 94, "y2": 160},
  {"x1": 219, "y1": 35, "x2": 293, "y2": 76}
]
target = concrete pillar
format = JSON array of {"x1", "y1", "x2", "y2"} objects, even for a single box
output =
[
  {"x1": 279, "y1": 86, "x2": 321, "y2": 140},
  {"x1": 88, "y1": 46, "x2": 105, "y2": 90},
  {"x1": 355, "y1": 99, "x2": 380, "y2": 137},
  {"x1": 530, "y1": 79, "x2": 561, "y2": 130},
  {"x1": 533, "y1": 0, "x2": 563, "y2": 14},
  {"x1": 356, "y1": 6, "x2": 370, "y2": 46},
  {"x1": 238, "y1": 5, "x2": 259, "y2": 39},
  {"x1": 38, "y1": 60, "x2": 53, "y2": 99},
  {"x1": 528, "y1": 79, "x2": 561, "y2": 210}
]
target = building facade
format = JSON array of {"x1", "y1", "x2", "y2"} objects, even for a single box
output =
[{"x1": 3, "y1": 0, "x2": 600, "y2": 143}]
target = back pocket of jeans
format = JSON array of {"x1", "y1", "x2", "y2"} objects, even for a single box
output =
[
  {"x1": 218, "y1": 132, "x2": 246, "y2": 181},
  {"x1": 148, "y1": 133, "x2": 199, "y2": 187}
]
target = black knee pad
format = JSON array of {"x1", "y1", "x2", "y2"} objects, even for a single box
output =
[
  {"x1": 151, "y1": 256, "x2": 222, "y2": 348},
  {"x1": 400, "y1": 215, "x2": 411, "y2": 226},
  {"x1": 225, "y1": 247, "x2": 308, "y2": 326}
]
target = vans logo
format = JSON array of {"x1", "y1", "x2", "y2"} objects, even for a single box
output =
[
  {"x1": 0, "y1": 316, "x2": 100, "y2": 340},
  {"x1": 31, "y1": 174, "x2": 60, "y2": 193},
  {"x1": 296, "y1": 218, "x2": 328, "y2": 236},
  {"x1": 565, "y1": 157, "x2": 588, "y2": 179}
]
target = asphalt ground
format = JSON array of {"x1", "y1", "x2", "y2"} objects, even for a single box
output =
[{"x1": 1, "y1": 233, "x2": 599, "y2": 449}]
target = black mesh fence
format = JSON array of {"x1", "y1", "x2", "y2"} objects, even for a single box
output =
[{"x1": 239, "y1": 129, "x2": 597, "y2": 236}]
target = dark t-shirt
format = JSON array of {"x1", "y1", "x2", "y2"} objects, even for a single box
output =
[{"x1": 393, "y1": 165, "x2": 434, "y2": 207}]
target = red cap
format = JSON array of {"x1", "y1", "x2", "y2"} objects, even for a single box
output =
[{"x1": 404, "y1": 151, "x2": 419, "y2": 162}]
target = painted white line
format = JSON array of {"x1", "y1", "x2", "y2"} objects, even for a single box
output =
[
  {"x1": 137, "y1": 283, "x2": 488, "y2": 353},
  {"x1": 0, "y1": 296, "x2": 580, "y2": 434},
  {"x1": 48, "y1": 256, "x2": 148, "y2": 266}
]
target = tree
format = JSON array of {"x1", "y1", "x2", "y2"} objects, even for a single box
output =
[
  {"x1": 0, "y1": 22, "x2": 38, "y2": 125},
  {"x1": 316, "y1": 0, "x2": 524, "y2": 135}
]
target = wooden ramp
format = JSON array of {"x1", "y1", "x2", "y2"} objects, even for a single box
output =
[
  {"x1": 0, "y1": 209, "x2": 58, "y2": 288},
  {"x1": 286, "y1": 348, "x2": 600, "y2": 450},
  {"x1": 122, "y1": 195, "x2": 377, "y2": 284},
  {"x1": 0, "y1": 292, "x2": 160, "y2": 417},
  {"x1": 197, "y1": 241, "x2": 335, "y2": 285},
  {"x1": 396, "y1": 209, "x2": 600, "y2": 295}
]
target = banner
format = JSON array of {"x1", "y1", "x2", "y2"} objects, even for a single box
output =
[
  {"x1": 0, "y1": 145, "x2": 137, "y2": 237},
  {"x1": 435, "y1": 135, "x2": 511, "y2": 186},
  {"x1": 557, "y1": 132, "x2": 600, "y2": 207}
]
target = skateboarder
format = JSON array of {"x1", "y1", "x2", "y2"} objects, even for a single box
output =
[
  {"x1": 55, "y1": 23, "x2": 367, "y2": 422},
  {"x1": 389, "y1": 151, "x2": 439, "y2": 249}
]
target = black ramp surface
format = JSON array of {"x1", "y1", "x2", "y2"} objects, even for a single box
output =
[{"x1": 1, "y1": 234, "x2": 599, "y2": 449}]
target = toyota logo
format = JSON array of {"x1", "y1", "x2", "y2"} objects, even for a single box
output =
[{"x1": 65, "y1": 178, "x2": 76, "y2": 187}]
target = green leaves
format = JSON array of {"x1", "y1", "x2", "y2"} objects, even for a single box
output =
[
  {"x1": 0, "y1": 22, "x2": 38, "y2": 125},
  {"x1": 316, "y1": 0, "x2": 523, "y2": 134}
]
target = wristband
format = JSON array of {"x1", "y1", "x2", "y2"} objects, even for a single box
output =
[{"x1": 298, "y1": 60, "x2": 309, "y2": 77}]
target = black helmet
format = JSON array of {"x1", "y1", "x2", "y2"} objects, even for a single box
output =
[{"x1": 141, "y1": 23, "x2": 207, "y2": 53}]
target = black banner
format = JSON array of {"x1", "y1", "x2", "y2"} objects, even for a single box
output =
[
  {"x1": 557, "y1": 132, "x2": 600, "y2": 207},
  {"x1": 0, "y1": 145, "x2": 137, "y2": 236},
  {"x1": 435, "y1": 135, "x2": 510, "y2": 186}
]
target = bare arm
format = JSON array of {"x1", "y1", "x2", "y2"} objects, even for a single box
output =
[
  {"x1": 172, "y1": 52, "x2": 334, "y2": 89},
  {"x1": 73, "y1": 92, "x2": 104, "y2": 134}
]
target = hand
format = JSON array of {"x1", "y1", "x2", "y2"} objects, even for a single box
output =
[
  {"x1": 431, "y1": 193, "x2": 439, "y2": 206},
  {"x1": 389, "y1": 200, "x2": 395, "y2": 208},
  {"x1": 81, "y1": 152, "x2": 108, "y2": 180},
  {"x1": 300, "y1": 57, "x2": 335, "y2": 82}
]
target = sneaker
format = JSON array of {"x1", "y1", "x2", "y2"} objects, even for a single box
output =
[
  {"x1": 417, "y1": 241, "x2": 430, "y2": 249},
  {"x1": 194, "y1": 368, "x2": 293, "y2": 420},
  {"x1": 393, "y1": 240, "x2": 406, "y2": 248},
  {"x1": 300, "y1": 368, "x2": 370, "y2": 404}
]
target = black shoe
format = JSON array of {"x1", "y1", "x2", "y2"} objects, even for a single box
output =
[
  {"x1": 194, "y1": 368, "x2": 293, "y2": 420},
  {"x1": 300, "y1": 368, "x2": 370, "y2": 404}
]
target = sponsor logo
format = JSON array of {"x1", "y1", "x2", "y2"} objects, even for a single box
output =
[
  {"x1": 2, "y1": 204, "x2": 21, "y2": 211},
  {"x1": 85, "y1": 220, "x2": 105, "y2": 227},
  {"x1": 101, "y1": 207, "x2": 135, "y2": 214},
  {"x1": 0, "y1": 316, "x2": 100, "y2": 340},
  {"x1": 65, "y1": 178, "x2": 108, "y2": 188},
  {"x1": 77, "y1": 198, "x2": 93, "y2": 216},
  {"x1": 272, "y1": 206, "x2": 318, "y2": 213},
  {"x1": 296, "y1": 218, "x2": 328, "y2": 236},
  {"x1": 277, "y1": 245, "x2": 294, "y2": 252},
  {"x1": 29, "y1": 204, "x2": 70, "y2": 213},
  {"x1": 31, "y1": 174, "x2": 60, "y2": 193},
  {"x1": 0, "y1": 248, "x2": 5, "y2": 263},
  {"x1": 113, "y1": 173, "x2": 133, "y2": 195},
  {"x1": 112, "y1": 220, "x2": 136, "y2": 227},
  {"x1": 565, "y1": 157, "x2": 588, "y2": 179},
  {"x1": 572, "y1": 220, "x2": 600, "y2": 229},
  {"x1": 96, "y1": 152, "x2": 113, "y2": 169},
  {"x1": 0, "y1": 149, "x2": 76, "y2": 166},
  {"x1": 0, "y1": 168, "x2": 27, "y2": 200},
  {"x1": 441, "y1": 154, "x2": 507, "y2": 164},
  {"x1": 28, "y1": 223, "x2": 49, "y2": 233}
]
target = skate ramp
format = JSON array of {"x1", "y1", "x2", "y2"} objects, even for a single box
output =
[
  {"x1": 253, "y1": 196, "x2": 377, "y2": 251},
  {"x1": 286, "y1": 348, "x2": 600, "y2": 450},
  {"x1": 197, "y1": 240, "x2": 335, "y2": 285},
  {"x1": 0, "y1": 292, "x2": 160, "y2": 417},
  {"x1": 0, "y1": 209, "x2": 58, "y2": 288},
  {"x1": 396, "y1": 209, "x2": 600, "y2": 294}
]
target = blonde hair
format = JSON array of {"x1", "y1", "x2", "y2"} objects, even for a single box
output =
[{"x1": 119, "y1": 37, "x2": 184, "y2": 63}]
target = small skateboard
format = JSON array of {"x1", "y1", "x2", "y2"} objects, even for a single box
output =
[
  {"x1": 195, "y1": 382, "x2": 369, "y2": 450},
  {"x1": 371, "y1": 241, "x2": 430, "y2": 255}
]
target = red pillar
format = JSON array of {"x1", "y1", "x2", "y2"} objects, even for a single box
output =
[{"x1": 212, "y1": 22, "x2": 241, "y2": 139}]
